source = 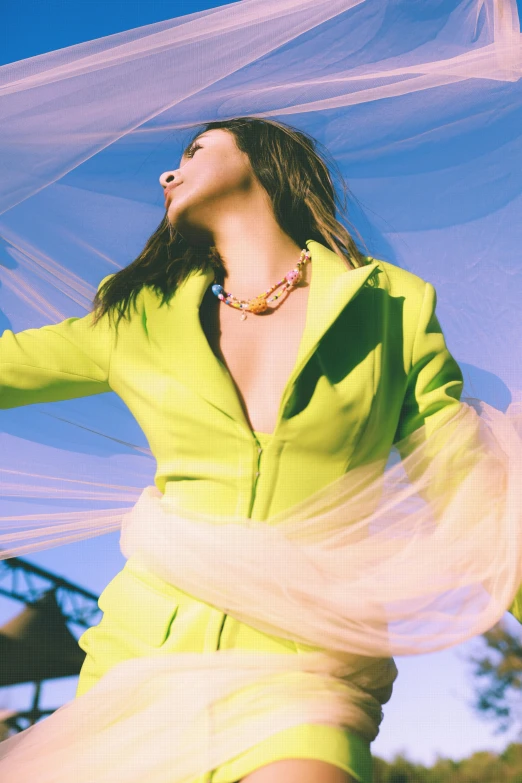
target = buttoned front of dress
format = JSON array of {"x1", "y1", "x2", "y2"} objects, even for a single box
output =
[{"x1": 108, "y1": 241, "x2": 393, "y2": 525}]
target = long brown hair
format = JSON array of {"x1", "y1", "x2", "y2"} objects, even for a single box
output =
[{"x1": 92, "y1": 116, "x2": 372, "y2": 328}]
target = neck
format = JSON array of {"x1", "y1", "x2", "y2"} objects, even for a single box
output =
[{"x1": 211, "y1": 224, "x2": 307, "y2": 299}]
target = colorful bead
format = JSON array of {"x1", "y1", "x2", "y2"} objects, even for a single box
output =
[
  {"x1": 210, "y1": 248, "x2": 310, "y2": 320},
  {"x1": 247, "y1": 296, "x2": 268, "y2": 314}
]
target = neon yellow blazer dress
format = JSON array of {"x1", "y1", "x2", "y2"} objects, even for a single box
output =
[{"x1": 1, "y1": 239, "x2": 491, "y2": 783}]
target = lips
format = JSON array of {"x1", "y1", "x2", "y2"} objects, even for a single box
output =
[{"x1": 164, "y1": 183, "x2": 180, "y2": 204}]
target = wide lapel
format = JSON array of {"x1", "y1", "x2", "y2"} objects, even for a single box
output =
[
  {"x1": 150, "y1": 240, "x2": 380, "y2": 433},
  {"x1": 153, "y1": 265, "x2": 250, "y2": 427},
  {"x1": 291, "y1": 240, "x2": 380, "y2": 383}
]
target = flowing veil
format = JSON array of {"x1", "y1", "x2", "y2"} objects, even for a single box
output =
[{"x1": 1, "y1": 1, "x2": 522, "y2": 781}]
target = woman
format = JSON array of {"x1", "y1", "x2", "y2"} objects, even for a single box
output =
[
  {"x1": 0, "y1": 117, "x2": 519, "y2": 783},
  {"x1": 82, "y1": 117, "x2": 396, "y2": 783}
]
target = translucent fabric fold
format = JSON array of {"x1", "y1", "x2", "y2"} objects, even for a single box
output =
[{"x1": 0, "y1": 396, "x2": 521, "y2": 781}]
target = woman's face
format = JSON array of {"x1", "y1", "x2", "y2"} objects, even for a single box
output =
[{"x1": 159, "y1": 129, "x2": 255, "y2": 245}]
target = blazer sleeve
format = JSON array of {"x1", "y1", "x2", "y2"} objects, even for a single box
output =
[
  {"x1": 392, "y1": 283, "x2": 522, "y2": 625},
  {"x1": 392, "y1": 281, "x2": 465, "y2": 509},
  {"x1": 393, "y1": 281, "x2": 464, "y2": 447},
  {"x1": 0, "y1": 274, "x2": 114, "y2": 409}
]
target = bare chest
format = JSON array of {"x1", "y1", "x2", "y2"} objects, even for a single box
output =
[{"x1": 199, "y1": 286, "x2": 310, "y2": 435}]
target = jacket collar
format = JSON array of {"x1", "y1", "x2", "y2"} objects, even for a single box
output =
[{"x1": 153, "y1": 239, "x2": 380, "y2": 436}]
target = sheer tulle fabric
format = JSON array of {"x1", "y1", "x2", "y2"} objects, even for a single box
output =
[
  {"x1": 0, "y1": 397, "x2": 521, "y2": 781},
  {"x1": 1, "y1": 0, "x2": 522, "y2": 780}
]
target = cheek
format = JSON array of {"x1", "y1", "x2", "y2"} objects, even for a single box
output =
[
  {"x1": 173, "y1": 160, "x2": 249, "y2": 210},
  {"x1": 208, "y1": 162, "x2": 252, "y2": 197},
  {"x1": 192, "y1": 171, "x2": 235, "y2": 202}
]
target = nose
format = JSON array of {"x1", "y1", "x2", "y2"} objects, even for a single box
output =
[{"x1": 159, "y1": 170, "x2": 180, "y2": 190}]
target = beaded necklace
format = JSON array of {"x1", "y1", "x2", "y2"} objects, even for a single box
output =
[{"x1": 211, "y1": 248, "x2": 311, "y2": 321}]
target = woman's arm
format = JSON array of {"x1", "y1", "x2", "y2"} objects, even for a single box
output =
[
  {"x1": 391, "y1": 281, "x2": 466, "y2": 512},
  {"x1": 392, "y1": 283, "x2": 521, "y2": 622},
  {"x1": 393, "y1": 281, "x2": 464, "y2": 447},
  {"x1": 0, "y1": 275, "x2": 114, "y2": 409}
]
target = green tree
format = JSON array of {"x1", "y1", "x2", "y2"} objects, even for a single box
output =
[
  {"x1": 373, "y1": 743, "x2": 522, "y2": 782},
  {"x1": 466, "y1": 618, "x2": 522, "y2": 737},
  {"x1": 373, "y1": 752, "x2": 431, "y2": 782}
]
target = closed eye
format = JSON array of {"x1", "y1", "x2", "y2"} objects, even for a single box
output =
[{"x1": 186, "y1": 142, "x2": 202, "y2": 158}]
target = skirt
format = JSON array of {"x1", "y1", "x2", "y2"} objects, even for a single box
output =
[{"x1": 76, "y1": 554, "x2": 374, "y2": 783}]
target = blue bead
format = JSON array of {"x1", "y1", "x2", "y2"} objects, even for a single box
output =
[{"x1": 212, "y1": 284, "x2": 224, "y2": 296}]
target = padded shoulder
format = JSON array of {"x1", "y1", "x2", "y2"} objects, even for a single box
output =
[{"x1": 367, "y1": 256, "x2": 429, "y2": 300}]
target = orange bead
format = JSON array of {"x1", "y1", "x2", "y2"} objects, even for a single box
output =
[{"x1": 247, "y1": 296, "x2": 268, "y2": 314}]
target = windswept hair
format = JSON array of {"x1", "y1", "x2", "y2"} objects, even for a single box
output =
[{"x1": 92, "y1": 116, "x2": 372, "y2": 328}]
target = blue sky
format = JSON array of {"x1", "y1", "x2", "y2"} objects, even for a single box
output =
[
  {"x1": 2, "y1": 0, "x2": 241, "y2": 67},
  {"x1": 2, "y1": 0, "x2": 522, "y2": 769}
]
